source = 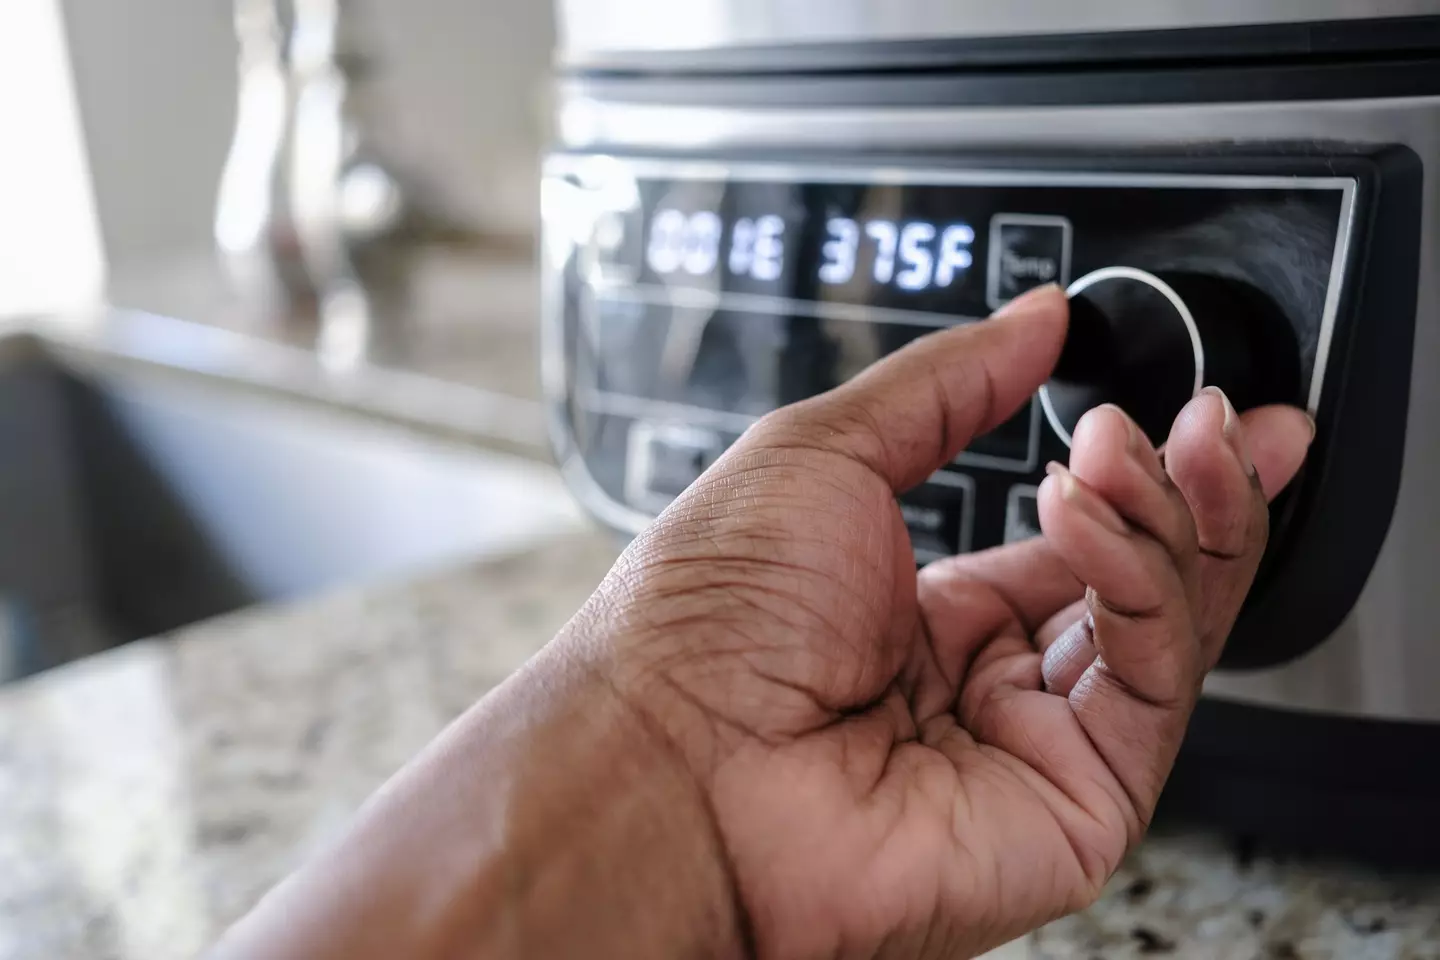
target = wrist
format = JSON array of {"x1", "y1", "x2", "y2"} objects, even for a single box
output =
[
  {"x1": 470, "y1": 644, "x2": 750, "y2": 959},
  {"x1": 210, "y1": 641, "x2": 749, "y2": 960}
]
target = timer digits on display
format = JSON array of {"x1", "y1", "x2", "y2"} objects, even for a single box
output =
[
  {"x1": 727, "y1": 215, "x2": 786, "y2": 281},
  {"x1": 646, "y1": 209, "x2": 786, "y2": 281},
  {"x1": 645, "y1": 209, "x2": 723, "y2": 276}
]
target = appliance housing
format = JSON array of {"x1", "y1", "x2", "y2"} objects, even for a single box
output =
[{"x1": 541, "y1": 3, "x2": 1440, "y2": 859}]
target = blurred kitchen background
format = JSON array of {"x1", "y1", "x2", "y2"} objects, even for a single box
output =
[
  {"x1": 0, "y1": 0, "x2": 584, "y2": 685},
  {"x1": 89, "y1": 0, "x2": 549, "y2": 377}
]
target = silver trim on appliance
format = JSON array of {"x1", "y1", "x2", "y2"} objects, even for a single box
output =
[
  {"x1": 582, "y1": 389, "x2": 757, "y2": 435},
  {"x1": 549, "y1": 153, "x2": 1357, "y2": 195},
  {"x1": 1040, "y1": 266, "x2": 1206, "y2": 449},
  {"x1": 556, "y1": 0, "x2": 1440, "y2": 62}
]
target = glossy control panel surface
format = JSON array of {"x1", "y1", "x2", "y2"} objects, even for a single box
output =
[{"x1": 542, "y1": 156, "x2": 1353, "y2": 564}]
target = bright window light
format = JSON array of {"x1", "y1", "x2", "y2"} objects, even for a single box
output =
[{"x1": 0, "y1": 0, "x2": 105, "y2": 317}]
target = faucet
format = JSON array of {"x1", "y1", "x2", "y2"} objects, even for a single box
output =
[{"x1": 215, "y1": 0, "x2": 409, "y2": 370}]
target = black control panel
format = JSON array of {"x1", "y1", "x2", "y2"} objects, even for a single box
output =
[{"x1": 543, "y1": 155, "x2": 1354, "y2": 565}]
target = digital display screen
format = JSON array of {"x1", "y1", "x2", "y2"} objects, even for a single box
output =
[
  {"x1": 589, "y1": 174, "x2": 1011, "y2": 320},
  {"x1": 645, "y1": 206, "x2": 975, "y2": 293},
  {"x1": 583, "y1": 293, "x2": 937, "y2": 417},
  {"x1": 550, "y1": 156, "x2": 1349, "y2": 553}
]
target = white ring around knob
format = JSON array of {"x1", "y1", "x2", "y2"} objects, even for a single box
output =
[{"x1": 1038, "y1": 265, "x2": 1207, "y2": 449}]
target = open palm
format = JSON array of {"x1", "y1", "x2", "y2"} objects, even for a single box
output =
[{"x1": 599, "y1": 287, "x2": 1314, "y2": 958}]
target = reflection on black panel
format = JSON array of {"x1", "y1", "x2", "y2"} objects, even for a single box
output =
[
  {"x1": 1005, "y1": 485, "x2": 1042, "y2": 544},
  {"x1": 585, "y1": 292, "x2": 958, "y2": 417},
  {"x1": 553, "y1": 158, "x2": 1348, "y2": 560}
]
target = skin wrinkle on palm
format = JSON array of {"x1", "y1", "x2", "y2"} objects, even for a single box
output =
[{"x1": 209, "y1": 285, "x2": 1316, "y2": 960}]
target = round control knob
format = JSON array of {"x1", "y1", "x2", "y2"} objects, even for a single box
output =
[{"x1": 1040, "y1": 266, "x2": 1299, "y2": 448}]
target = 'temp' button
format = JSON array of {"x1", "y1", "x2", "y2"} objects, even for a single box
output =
[{"x1": 986, "y1": 214, "x2": 1073, "y2": 310}]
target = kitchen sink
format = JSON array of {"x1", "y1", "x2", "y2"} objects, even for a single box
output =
[{"x1": 0, "y1": 333, "x2": 583, "y2": 683}]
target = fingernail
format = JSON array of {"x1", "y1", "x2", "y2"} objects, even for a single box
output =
[
  {"x1": 1201, "y1": 385, "x2": 1253, "y2": 475},
  {"x1": 1048, "y1": 462, "x2": 1129, "y2": 536},
  {"x1": 1303, "y1": 413, "x2": 1318, "y2": 444},
  {"x1": 1097, "y1": 403, "x2": 1167, "y2": 485},
  {"x1": 1042, "y1": 615, "x2": 1098, "y2": 696},
  {"x1": 993, "y1": 283, "x2": 1061, "y2": 318}
]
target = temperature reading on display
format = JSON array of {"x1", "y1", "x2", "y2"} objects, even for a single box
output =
[
  {"x1": 820, "y1": 218, "x2": 975, "y2": 291},
  {"x1": 642, "y1": 204, "x2": 975, "y2": 294}
]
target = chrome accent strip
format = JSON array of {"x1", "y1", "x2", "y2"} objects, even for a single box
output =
[
  {"x1": 546, "y1": 152, "x2": 1357, "y2": 195},
  {"x1": 556, "y1": 0, "x2": 1440, "y2": 60},
  {"x1": 579, "y1": 389, "x2": 758, "y2": 434}
]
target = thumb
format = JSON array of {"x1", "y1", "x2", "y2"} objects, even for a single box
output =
[{"x1": 758, "y1": 285, "x2": 1069, "y2": 492}]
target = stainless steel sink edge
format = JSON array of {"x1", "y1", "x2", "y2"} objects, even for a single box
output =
[
  {"x1": 0, "y1": 309, "x2": 589, "y2": 685},
  {"x1": 19, "y1": 308, "x2": 554, "y2": 464}
]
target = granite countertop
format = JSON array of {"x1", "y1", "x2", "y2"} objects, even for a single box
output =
[
  {"x1": 3, "y1": 528, "x2": 1439, "y2": 960},
  {"x1": 0, "y1": 532, "x2": 619, "y2": 960}
]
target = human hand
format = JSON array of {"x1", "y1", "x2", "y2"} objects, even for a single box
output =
[
  {"x1": 209, "y1": 285, "x2": 1316, "y2": 960},
  {"x1": 572, "y1": 284, "x2": 1315, "y2": 957}
]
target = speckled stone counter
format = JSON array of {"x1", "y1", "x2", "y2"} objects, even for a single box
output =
[{"x1": 2, "y1": 531, "x2": 1438, "y2": 960}]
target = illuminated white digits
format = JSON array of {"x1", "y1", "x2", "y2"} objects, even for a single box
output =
[
  {"x1": 751, "y1": 214, "x2": 785, "y2": 282},
  {"x1": 646, "y1": 208, "x2": 686, "y2": 275},
  {"x1": 729, "y1": 217, "x2": 756, "y2": 277},
  {"x1": 896, "y1": 221, "x2": 937, "y2": 291},
  {"x1": 819, "y1": 217, "x2": 858, "y2": 284},
  {"x1": 934, "y1": 223, "x2": 975, "y2": 287},
  {"x1": 682, "y1": 211, "x2": 722, "y2": 275},
  {"x1": 865, "y1": 220, "x2": 898, "y2": 283}
]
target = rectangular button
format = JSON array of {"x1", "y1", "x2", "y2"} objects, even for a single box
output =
[
  {"x1": 1005, "y1": 484, "x2": 1042, "y2": 544},
  {"x1": 625, "y1": 422, "x2": 726, "y2": 511},
  {"x1": 986, "y1": 214, "x2": 1073, "y2": 310},
  {"x1": 900, "y1": 475, "x2": 974, "y2": 564},
  {"x1": 953, "y1": 397, "x2": 1040, "y2": 472}
]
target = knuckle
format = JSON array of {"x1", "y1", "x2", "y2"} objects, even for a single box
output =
[{"x1": 751, "y1": 395, "x2": 889, "y2": 467}]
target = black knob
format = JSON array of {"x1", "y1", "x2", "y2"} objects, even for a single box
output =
[{"x1": 1040, "y1": 267, "x2": 1300, "y2": 448}]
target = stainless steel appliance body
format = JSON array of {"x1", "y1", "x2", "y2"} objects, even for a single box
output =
[
  {"x1": 555, "y1": 1, "x2": 1440, "y2": 65},
  {"x1": 541, "y1": 4, "x2": 1440, "y2": 855}
]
